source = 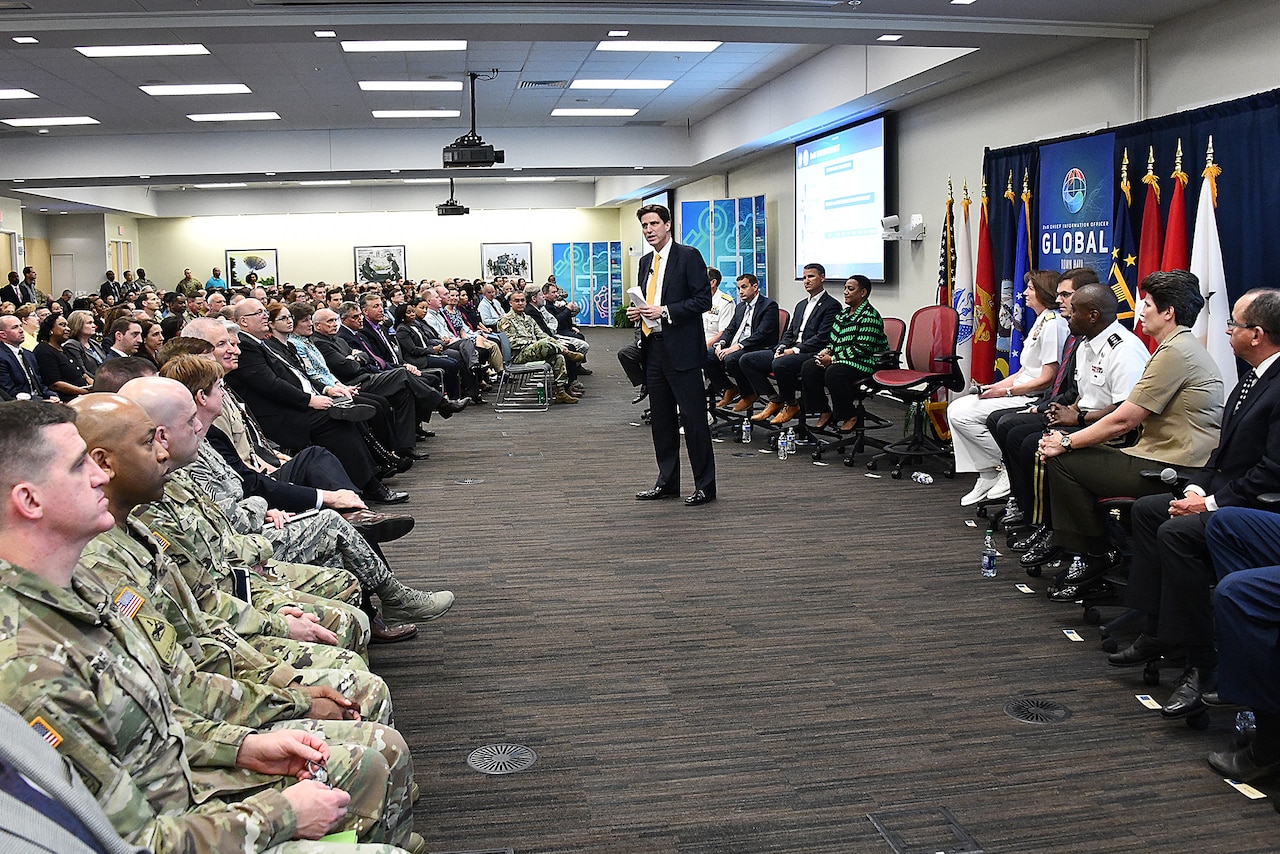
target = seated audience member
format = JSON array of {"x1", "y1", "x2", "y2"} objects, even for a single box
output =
[
  {"x1": 337, "y1": 297, "x2": 456, "y2": 409},
  {"x1": 204, "y1": 289, "x2": 228, "y2": 316},
  {"x1": 745, "y1": 262, "x2": 841, "y2": 426},
  {"x1": 224, "y1": 299, "x2": 399, "y2": 505},
  {"x1": 478, "y1": 281, "x2": 505, "y2": 326},
  {"x1": 1108, "y1": 289, "x2": 1280, "y2": 718},
  {"x1": 136, "y1": 317, "x2": 165, "y2": 365},
  {"x1": 798, "y1": 275, "x2": 888, "y2": 432},
  {"x1": 16, "y1": 305, "x2": 44, "y2": 351},
  {"x1": 0, "y1": 400, "x2": 417, "y2": 854},
  {"x1": 541, "y1": 281, "x2": 582, "y2": 337},
  {"x1": 168, "y1": 356, "x2": 454, "y2": 626},
  {"x1": 1037, "y1": 270, "x2": 1225, "y2": 599},
  {"x1": 456, "y1": 283, "x2": 511, "y2": 361},
  {"x1": 988, "y1": 268, "x2": 1101, "y2": 525},
  {"x1": 421, "y1": 287, "x2": 487, "y2": 400},
  {"x1": 103, "y1": 316, "x2": 142, "y2": 359},
  {"x1": 63, "y1": 309, "x2": 108, "y2": 378},
  {"x1": 707, "y1": 273, "x2": 780, "y2": 411},
  {"x1": 0, "y1": 314, "x2": 58, "y2": 401},
  {"x1": 702, "y1": 267, "x2": 736, "y2": 347},
  {"x1": 497, "y1": 290, "x2": 580, "y2": 404},
  {"x1": 89, "y1": 356, "x2": 157, "y2": 392},
  {"x1": 523, "y1": 285, "x2": 586, "y2": 393},
  {"x1": 440, "y1": 286, "x2": 504, "y2": 377},
  {"x1": 950, "y1": 270, "x2": 1068, "y2": 505},
  {"x1": 33, "y1": 312, "x2": 91, "y2": 400}
]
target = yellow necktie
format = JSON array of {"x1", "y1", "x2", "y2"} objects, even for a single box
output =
[{"x1": 641, "y1": 253, "x2": 661, "y2": 337}]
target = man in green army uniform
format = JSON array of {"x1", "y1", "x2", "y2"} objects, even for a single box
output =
[
  {"x1": 165, "y1": 356, "x2": 453, "y2": 625},
  {"x1": 497, "y1": 289, "x2": 580, "y2": 404},
  {"x1": 0, "y1": 401, "x2": 419, "y2": 854},
  {"x1": 119, "y1": 375, "x2": 376, "y2": 659}
]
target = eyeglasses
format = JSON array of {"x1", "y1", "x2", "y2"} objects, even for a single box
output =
[
  {"x1": 1226, "y1": 318, "x2": 1269, "y2": 333},
  {"x1": 241, "y1": 309, "x2": 265, "y2": 318}
]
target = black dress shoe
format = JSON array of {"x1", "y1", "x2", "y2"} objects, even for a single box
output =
[
  {"x1": 684, "y1": 488, "x2": 717, "y2": 506},
  {"x1": 342, "y1": 509, "x2": 415, "y2": 543},
  {"x1": 576, "y1": 366, "x2": 593, "y2": 375},
  {"x1": 1002, "y1": 509, "x2": 1026, "y2": 528},
  {"x1": 438, "y1": 398, "x2": 469, "y2": 418},
  {"x1": 1010, "y1": 524, "x2": 1048, "y2": 552},
  {"x1": 471, "y1": 394, "x2": 486, "y2": 405},
  {"x1": 635, "y1": 487, "x2": 679, "y2": 500},
  {"x1": 416, "y1": 427, "x2": 436, "y2": 439},
  {"x1": 1019, "y1": 540, "x2": 1062, "y2": 568},
  {"x1": 366, "y1": 483, "x2": 410, "y2": 504},
  {"x1": 1047, "y1": 577, "x2": 1114, "y2": 603},
  {"x1": 632, "y1": 387, "x2": 648, "y2": 405},
  {"x1": 370, "y1": 614, "x2": 419, "y2": 644},
  {"x1": 1162, "y1": 665, "x2": 1217, "y2": 718},
  {"x1": 1208, "y1": 743, "x2": 1280, "y2": 783},
  {"x1": 328, "y1": 402, "x2": 376, "y2": 422},
  {"x1": 398, "y1": 448, "x2": 431, "y2": 461},
  {"x1": 1108, "y1": 633, "x2": 1175, "y2": 667}
]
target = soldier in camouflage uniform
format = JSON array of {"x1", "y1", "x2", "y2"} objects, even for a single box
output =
[
  {"x1": 0, "y1": 401, "x2": 418, "y2": 854},
  {"x1": 497, "y1": 290, "x2": 576, "y2": 403}
]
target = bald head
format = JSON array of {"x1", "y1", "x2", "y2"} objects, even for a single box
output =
[
  {"x1": 314, "y1": 308, "x2": 338, "y2": 325},
  {"x1": 1066, "y1": 283, "x2": 1118, "y2": 339},
  {"x1": 181, "y1": 316, "x2": 228, "y2": 343},
  {"x1": 69, "y1": 393, "x2": 169, "y2": 508},
  {"x1": 118, "y1": 376, "x2": 193, "y2": 428},
  {"x1": 68, "y1": 394, "x2": 150, "y2": 454}
]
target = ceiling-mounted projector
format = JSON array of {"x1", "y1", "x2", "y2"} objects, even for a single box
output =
[
  {"x1": 443, "y1": 71, "x2": 505, "y2": 168},
  {"x1": 436, "y1": 177, "x2": 469, "y2": 215}
]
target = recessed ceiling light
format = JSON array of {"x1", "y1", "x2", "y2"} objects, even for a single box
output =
[
  {"x1": 877, "y1": 34, "x2": 904, "y2": 41},
  {"x1": 3, "y1": 116, "x2": 98, "y2": 126},
  {"x1": 552, "y1": 108, "x2": 638, "y2": 117},
  {"x1": 402, "y1": 178, "x2": 448, "y2": 184},
  {"x1": 314, "y1": 30, "x2": 337, "y2": 38},
  {"x1": 37, "y1": 128, "x2": 48, "y2": 134},
  {"x1": 359, "y1": 80, "x2": 463, "y2": 92},
  {"x1": 596, "y1": 40, "x2": 720, "y2": 53},
  {"x1": 265, "y1": 171, "x2": 276, "y2": 176},
  {"x1": 390, "y1": 169, "x2": 400, "y2": 174},
  {"x1": 371, "y1": 109, "x2": 460, "y2": 119},
  {"x1": 608, "y1": 30, "x2": 629, "y2": 37},
  {"x1": 76, "y1": 44, "x2": 209, "y2": 58},
  {"x1": 12, "y1": 37, "x2": 38, "y2": 45},
  {"x1": 138, "y1": 175, "x2": 149, "y2": 179},
  {"x1": 570, "y1": 79, "x2": 672, "y2": 90},
  {"x1": 0, "y1": 89, "x2": 38, "y2": 100},
  {"x1": 38, "y1": 208, "x2": 47, "y2": 212},
  {"x1": 340, "y1": 40, "x2": 466, "y2": 53},
  {"x1": 12, "y1": 179, "x2": 23, "y2": 183},
  {"x1": 950, "y1": 0, "x2": 978, "y2": 4},
  {"x1": 299, "y1": 180, "x2": 351, "y2": 186},
  {"x1": 59, "y1": 211, "x2": 67, "y2": 215},
  {"x1": 187, "y1": 111, "x2": 280, "y2": 122},
  {"x1": 140, "y1": 84, "x2": 252, "y2": 96},
  {"x1": 194, "y1": 182, "x2": 248, "y2": 189},
  {"x1": 507, "y1": 177, "x2": 555, "y2": 183}
]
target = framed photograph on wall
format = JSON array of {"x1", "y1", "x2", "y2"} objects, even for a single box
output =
[
  {"x1": 355, "y1": 245, "x2": 407, "y2": 285},
  {"x1": 225, "y1": 249, "x2": 279, "y2": 288},
  {"x1": 481, "y1": 242, "x2": 532, "y2": 281}
]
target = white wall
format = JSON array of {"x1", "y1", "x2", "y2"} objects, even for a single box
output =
[
  {"x1": 137, "y1": 207, "x2": 626, "y2": 288},
  {"x1": 48, "y1": 214, "x2": 108, "y2": 296}
]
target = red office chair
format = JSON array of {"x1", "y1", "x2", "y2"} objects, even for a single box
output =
[{"x1": 866, "y1": 305, "x2": 964, "y2": 479}]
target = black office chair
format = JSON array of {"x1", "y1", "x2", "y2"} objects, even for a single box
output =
[
  {"x1": 806, "y1": 316, "x2": 907, "y2": 464},
  {"x1": 709, "y1": 305, "x2": 788, "y2": 441},
  {"x1": 866, "y1": 305, "x2": 964, "y2": 479}
]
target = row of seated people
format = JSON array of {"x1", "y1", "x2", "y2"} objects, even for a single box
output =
[
  {"x1": 959, "y1": 266, "x2": 1280, "y2": 783},
  {"x1": 0, "y1": 368, "x2": 455, "y2": 850},
  {"x1": 616, "y1": 263, "x2": 892, "y2": 431}
]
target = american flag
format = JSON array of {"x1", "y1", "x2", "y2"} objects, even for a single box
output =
[
  {"x1": 114, "y1": 587, "x2": 145, "y2": 619},
  {"x1": 29, "y1": 716, "x2": 63, "y2": 748}
]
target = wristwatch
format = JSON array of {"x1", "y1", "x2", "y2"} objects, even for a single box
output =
[
  {"x1": 1077, "y1": 408, "x2": 1089, "y2": 427},
  {"x1": 1059, "y1": 433, "x2": 1073, "y2": 451}
]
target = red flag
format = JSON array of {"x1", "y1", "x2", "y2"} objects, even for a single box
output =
[
  {"x1": 1161, "y1": 141, "x2": 1190, "y2": 272},
  {"x1": 971, "y1": 186, "x2": 997, "y2": 384},
  {"x1": 1135, "y1": 150, "x2": 1162, "y2": 351}
]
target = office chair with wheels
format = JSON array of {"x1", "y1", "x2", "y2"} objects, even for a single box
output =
[
  {"x1": 865, "y1": 305, "x2": 964, "y2": 478},
  {"x1": 806, "y1": 316, "x2": 907, "y2": 464},
  {"x1": 709, "y1": 305, "x2": 788, "y2": 440}
]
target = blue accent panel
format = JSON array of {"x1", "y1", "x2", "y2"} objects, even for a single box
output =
[{"x1": 681, "y1": 201, "x2": 711, "y2": 261}]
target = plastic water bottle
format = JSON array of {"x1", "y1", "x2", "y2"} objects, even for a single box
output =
[
  {"x1": 981, "y1": 532, "x2": 998, "y2": 578},
  {"x1": 785, "y1": 427, "x2": 797, "y2": 454},
  {"x1": 910, "y1": 471, "x2": 933, "y2": 484},
  {"x1": 1236, "y1": 710, "x2": 1257, "y2": 739},
  {"x1": 777, "y1": 430, "x2": 789, "y2": 460},
  {"x1": 741, "y1": 419, "x2": 752, "y2": 444}
]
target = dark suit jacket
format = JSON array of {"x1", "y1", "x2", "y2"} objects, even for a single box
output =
[
  {"x1": 637, "y1": 241, "x2": 713, "y2": 371},
  {"x1": 715, "y1": 295, "x2": 780, "y2": 353},
  {"x1": 355, "y1": 319, "x2": 401, "y2": 365},
  {"x1": 1189, "y1": 363, "x2": 1280, "y2": 507},
  {"x1": 206, "y1": 426, "x2": 317, "y2": 513},
  {"x1": 780, "y1": 291, "x2": 841, "y2": 353},
  {"x1": 0, "y1": 282, "x2": 37, "y2": 306},
  {"x1": 0, "y1": 344, "x2": 53, "y2": 399},
  {"x1": 395, "y1": 319, "x2": 455, "y2": 366},
  {"x1": 224, "y1": 332, "x2": 319, "y2": 445},
  {"x1": 314, "y1": 330, "x2": 377, "y2": 384}
]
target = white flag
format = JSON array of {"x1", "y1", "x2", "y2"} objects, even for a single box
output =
[
  {"x1": 1189, "y1": 170, "x2": 1237, "y2": 397},
  {"x1": 952, "y1": 194, "x2": 975, "y2": 390}
]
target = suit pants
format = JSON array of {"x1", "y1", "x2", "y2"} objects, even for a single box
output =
[
  {"x1": 360, "y1": 368, "x2": 442, "y2": 442},
  {"x1": 408, "y1": 351, "x2": 463, "y2": 399},
  {"x1": 618, "y1": 342, "x2": 644, "y2": 388},
  {"x1": 1213, "y1": 566, "x2": 1280, "y2": 712},
  {"x1": 1045, "y1": 446, "x2": 1168, "y2": 554},
  {"x1": 647, "y1": 334, "x2": 715, "y2": 492},
  {"x1": 705, "y1": 346, "x2": 752, "y2": 395},
  {"x1": 992, "y1": 411, "x2": 1050, "y2": 516},
  {"x1": 740, "y1": 350, "x2": 808, "y2": 403},
  {"x1": 800, "y1": 360, "x2": 873, "y2": 422},
  {"x1": 307, "y1": 410, "x2": 379, "y2": 492},
  {"x1": 1128, "y1": 496, "x2": 1216, "y2": 661},
  {"x1": 276, "y1": 444, "x2": 360, "y2": 493}
]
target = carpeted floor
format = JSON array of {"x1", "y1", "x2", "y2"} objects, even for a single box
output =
[{"x1": 371, "y1": 327, "x2": 1276, "y2": 854}]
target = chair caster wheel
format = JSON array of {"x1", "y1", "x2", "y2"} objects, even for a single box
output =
[
  {"x1": 1187, "y1": 710, "x2": 1211, "y2": 731},
  {"x1": 890, "y1": 469, "x2": 903, "y2": 480},
  {"x1": 943, "y1": 469, "x2": 955, "y2": 479},
  {"x1": 843, "y1": 455, "x2": 856, "y2": 467},
  {"x1": 1083, "y1": 607, "x2": 1101, "y2": 626},
  {"x1": 866, "y1": 460, "x2": 878, "y2": 471},
  {"x1": 1025, "y1": 565, "x2": 1042, "y2": 578},
  {"x1": 1142, "y1": 663, "x2": 1161, "y2": 687},
  {"x1": 1101, "y1": 637, "x2": 1119, "y2": 654},
  {"x1": 976, "y1": 505, "x2": 989, "y2": 519}
]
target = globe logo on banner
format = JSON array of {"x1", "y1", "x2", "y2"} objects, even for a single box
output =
[{"x1": 1061, "y1": 168, "x2": 1087, "y2": 214}]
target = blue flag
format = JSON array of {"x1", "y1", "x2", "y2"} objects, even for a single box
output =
[
  {"x1": 1108, "y1": 180, "x2": 1139, "y2": 328},
  {"x1": 1010, "y1": 189, "x2": 1032, "y2": 374},
  {"x1": 996, "y1": 181, "x2": 1018, "y2": 379}
]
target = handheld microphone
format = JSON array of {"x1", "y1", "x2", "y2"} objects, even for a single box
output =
[{"x1": 1160, "y1": 467, "x2": 1186, "y2": 498}]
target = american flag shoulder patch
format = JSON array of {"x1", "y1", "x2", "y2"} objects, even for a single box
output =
[
  {"x1": 114, "y1": 587, "x2": 145, "y2": 619},
  {"x1": 151, "y1": 530, "x2": 171, "y2": 552},
  {"x1": 29, "y1": 716, "x2": 63, "y2": 748}
]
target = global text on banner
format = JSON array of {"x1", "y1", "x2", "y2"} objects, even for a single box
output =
[{"x1": 1037, "y1": 133, "x2": 1115, "y2": 279}]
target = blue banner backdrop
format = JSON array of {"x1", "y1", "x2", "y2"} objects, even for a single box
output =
[
  {"x1": 680, "y1": 195, "x2": 767, "y2": 296},
  {"x1": 550, "y1": 240, "x2": 623, "y2": 326},
  {"x1": 1037, "y1": 133, "x2": 1115, "y2": 277}
]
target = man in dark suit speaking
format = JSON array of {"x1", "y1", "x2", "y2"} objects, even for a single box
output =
[{"x1": 627, "y1": 204, "x2": 717, "y2": 506}]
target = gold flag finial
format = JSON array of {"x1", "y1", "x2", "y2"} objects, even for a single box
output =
[
  {"x1": 1142, "y1": 147, "x2": 1161, "y2": 203},
  {"x1": 1121, "y1": 148, "x2": 1129, "y2": 184},
  {"x1": 1146, "y1": 146, "x2": 1155, "y2": 176},
  {"x1": 1174, "y1": 138, "x2": 1184, "y2": 173},
  {"x1": 962, "y1": 179, "x2": 970, "y2": 202},
  {"x1": 1021, "y1": 167, "x2": 1029, "y2": 194},
  {"x1": 1203, "y1": 135, "x2": 1221, "y2": 207},
  {"x1": 1205, "y1": 135, "x2": 1215, "y2": 168},
  {"x1": 1006, "y1": 170, "x2": 1013, "y2": 194},
  {"x1": 947, "y1": 174, "x2": 954, "y2": 199}
]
